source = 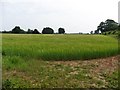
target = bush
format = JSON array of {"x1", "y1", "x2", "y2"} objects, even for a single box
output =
[
  {"x1": 104, "y1": 32, "x2": 107, "y2": 35},
  {"x1": 2, "y1": 51, "x2": 6, "y2": 56},
  {"x1": 58, "y1": 28, "x2": 65, "y2": 34},
  {"x1": 11, "y1": 26, "x2": 26, "y2": 34},
  {"x1": 33, "y1": 29, "x2": 40, "y2": 34},
  {"x1": 112, "y1": 31, "x2": 116, "y2": 34},
  {"x1": 42, "y1": 27, "x2": 54, "y2": 34},
  {"x1": 108, "y1": 32, "x2": 111, "y2": 34},
  {"x1": 27, "y1": 29, "x2": 33, "y2": 34}
]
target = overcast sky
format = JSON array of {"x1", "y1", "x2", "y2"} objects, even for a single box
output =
[{"x1": 0, "y1": 0, "x2": 119, "y2": 33}]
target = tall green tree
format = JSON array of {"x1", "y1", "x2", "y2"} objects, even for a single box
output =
[
  {"x1": 58, "y1": 28, "x2": 65, "y2": 34},
  {"x1": 94, "y1": 30, "x2": 99, "y2": 34},
  {"x1": 97, "y1": 22, "x2": 106, "y2": 33},
  {"x1": 97, "y1": 19, "x2": 118, "y2": 33},
  {"x1": 104, "y1": 19, "x2": 118, "y2": 31},
  {"x1": 42, "y1": 27, "x2": 54, "y2": 34},
  {"x1": 11, "y1": 26, "x2": 25, "y2": 34},
  {"x1": 33, "y1": 29, "x2": 40, "y2": 34},
  {"x1": 27, "y1": 29, "x2": 33, "y2": 34}
]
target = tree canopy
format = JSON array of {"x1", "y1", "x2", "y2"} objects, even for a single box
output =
[
  {"x1": 97, "y1": 19, "x2": 118, "y2": 33},
  {"x1": 33, "y1": 29, "x2": 40, "y2": 34},
  {"x1": 27, "y1": 29, "x2": 33, "y2": 34},
  {"x1": 11, "y1": 26, "x2": 26, "y2": 34},
  {"x1": 58, "y1": 28, "x2": 65, "y2": 34},
  {"x1": 42, "y1": 27, "x2": 54, "y2": 34}
]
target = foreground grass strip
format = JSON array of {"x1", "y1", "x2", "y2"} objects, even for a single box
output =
[{"x1": 2, "y1": 55, "x2": 118, "y2": 88}]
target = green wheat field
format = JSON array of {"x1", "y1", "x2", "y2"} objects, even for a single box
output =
[{"x1": 2, "y1": 34, "x2": 119, "y2": 88}]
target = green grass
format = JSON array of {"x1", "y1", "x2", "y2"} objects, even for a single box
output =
[
  {"x1": 2, "y1": 57, "x2": 118, "y2": 88},
  {"x1": 2, "y1": 34, "x2": 118, "y2": 88},
  {"x1": 2, "y1": 34, "x2": 118, "y2": 60}
]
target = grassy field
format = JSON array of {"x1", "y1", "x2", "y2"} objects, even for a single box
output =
[
  {"x1": 2, "y1": 34, "x2": 118, "y2": 60},
  {"x1": 2, "y1": 34, "x2": 119, "y2": 88}
]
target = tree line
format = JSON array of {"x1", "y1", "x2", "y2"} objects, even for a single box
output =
[
  {"x1": 2, "y1": 27, "x2": 65, "y2": 34},
  {"x1": 1, "y1": 19, "x2": 119, "y2": 34},
  {"x1": 90, "y1": 19, "x2": 119, "y2": 34}
]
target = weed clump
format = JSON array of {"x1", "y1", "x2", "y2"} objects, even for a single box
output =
[
  {"x1": 2, "y1": 79, "x2": 15, "y2": 89},
  {"x1": 2, "y1": 51, "x2": 6, "y2": 56}
]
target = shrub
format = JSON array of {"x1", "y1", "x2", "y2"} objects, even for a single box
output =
[
  {"x1": 108, "y1": 32, "x2": 111, "y2": 34},
  {"x1": 58, "y1": 28, "x2": 65, "y2": 34},
  {"x1": 42, "y1": 27, "x2": 54, "y2": 34},
  {"x1": 104, "y1": 32, "x2": 106, "y2": 35},
  {"x1": 112, "y1": 31, "x2": 116, "y2": 34},
  {"x1": 2, "y1": 51, "x2": 6, "y2": 56},
  {"x1": 11, "y1": 26, "x2": 26, "y2": 34},
  {"x1": 33, "y1": 29, "x2": 40, "y2": 34}
]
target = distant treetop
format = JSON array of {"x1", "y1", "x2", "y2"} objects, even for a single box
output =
[
  {"x1": 96, "y1": 19, "x2": 118, "y2": 34},
  {"x1": 58, "y1": 28, "x2": 65, "y2": 34},
  {"x1": 42, "y1": 27, "x2": 54, "y2": 34},
  {"x1": 11, "y1": 26, "x2": 26, "y2": 34},
  {"x1": 33, "y1": 29, "x2": 40, "y2": 34}
]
